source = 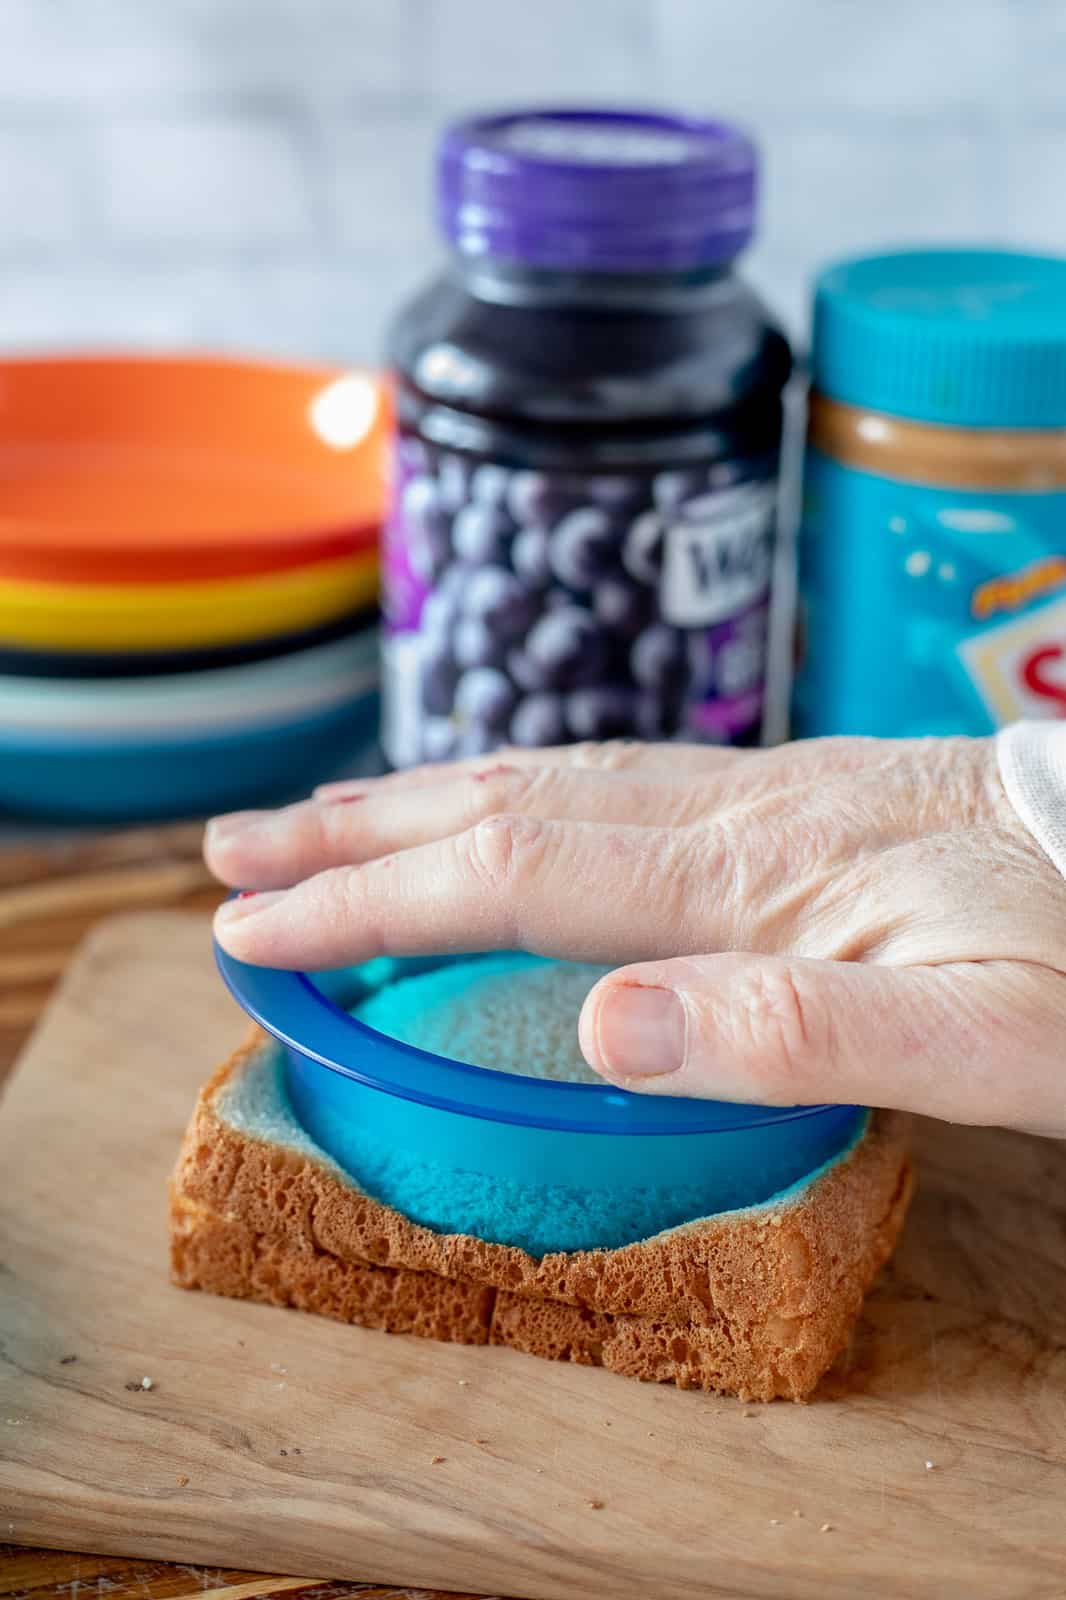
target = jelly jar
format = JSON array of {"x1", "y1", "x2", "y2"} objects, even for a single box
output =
[{"x1": 381, "y1": 107, "x2": 792, "y2": 765}]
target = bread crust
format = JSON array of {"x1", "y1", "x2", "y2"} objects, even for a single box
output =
[{"x1": 170, "y1": 1029, "x2": 913, "y2": 1401}]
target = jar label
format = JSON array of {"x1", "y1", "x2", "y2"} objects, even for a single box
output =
[
  {"x1": 660, "y1": 483, "x2": 776, "y2": 627},
  {"x1": 382, "y1": 435, "x2": 778, "y2": 766},
  {"x1": 794, "y1": 449, "x2": 1066, "y2": 737}
]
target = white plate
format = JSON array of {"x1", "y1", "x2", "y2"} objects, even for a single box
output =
[{"x1": 0, "y1": 630, "x2": 380, "y2": 734}]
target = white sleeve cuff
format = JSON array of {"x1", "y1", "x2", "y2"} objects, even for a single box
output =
[{"x1": 997, "y1": 721, "x2": 1066, "y2": 881}]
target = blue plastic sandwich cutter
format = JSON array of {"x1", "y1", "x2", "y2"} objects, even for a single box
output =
[{"x1": 216, "y1": 941, "x2": 866, "y2": 1256}]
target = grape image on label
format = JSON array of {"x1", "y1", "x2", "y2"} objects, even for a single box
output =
[{"x1": 383, "y1": 446, "x2": 776, "y2": 765}]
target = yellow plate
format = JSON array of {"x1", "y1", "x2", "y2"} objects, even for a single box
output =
[{"x1": 0, "y1": 553, "x2": 379, "y2": 651}]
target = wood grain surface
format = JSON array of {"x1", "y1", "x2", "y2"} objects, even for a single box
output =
[
  {"x1": 0, "y1": 1545, "x2": 493, "y2": 1600},
  {"x1": 0, "y1": 829, "x2": 474, "y2": 1600},
  {"x1": 2, "y1": 910, "x2": 1066, "y2": 1599},
  {"x1": 0, "y1": 824, "x2": 220, "y2": 1080}
]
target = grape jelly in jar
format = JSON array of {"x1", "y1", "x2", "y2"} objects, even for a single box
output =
[{"x1": 382, "y1": 108, "x2": 792, "y2": 765}]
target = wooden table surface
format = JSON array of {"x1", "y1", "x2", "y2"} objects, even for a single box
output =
[{"x1": 0, "y1": 822, "x2": 489, "y2": 1600}]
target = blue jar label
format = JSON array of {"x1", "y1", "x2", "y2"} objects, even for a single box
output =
[
  {"x1": 381, "y1": 436, "x2": 778, "y2": 765},
  {"x1": 794, "y1": 450, "x2": 1066, "y2": 737}
]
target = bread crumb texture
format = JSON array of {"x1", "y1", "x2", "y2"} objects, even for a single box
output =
[{"x1": 169, "y1": 1030, "x2": 913, "y2": 1402}]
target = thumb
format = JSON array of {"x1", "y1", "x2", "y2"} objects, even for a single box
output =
[{"x1": 578, "y1": 952, "x2": 1057, "y2": 1128}]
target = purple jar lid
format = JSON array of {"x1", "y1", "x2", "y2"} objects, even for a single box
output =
[{"x1": 437, "y1": 108, "x2": 757, "y2": 272}]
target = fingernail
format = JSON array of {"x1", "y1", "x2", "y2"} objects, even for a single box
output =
[
  {"x1": 216, "y1": 889, "x2": 286, "y2": 924},
  {"x1": 319, "y1": 791, "x2": 365, "y2": 806},
  {"x1": 595, "y1": 985, "x2": 687, "y2": 1078},
  {"x1": 206, "y1": 810, "x2": 269, "y2": 845}
]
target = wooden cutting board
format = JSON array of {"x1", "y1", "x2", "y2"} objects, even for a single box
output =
[{"x1": 2, "y1": 912, "x2": 1065, "y2": 1600}]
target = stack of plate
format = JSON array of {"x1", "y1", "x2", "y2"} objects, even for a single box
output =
[{"x1": 0, "y1": 355, "x2": 388, "y2": 821}]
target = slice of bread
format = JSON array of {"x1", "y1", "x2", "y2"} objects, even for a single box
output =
[{"x1": 170, "y1": 1029, "x2": 913, "y2": 1401}]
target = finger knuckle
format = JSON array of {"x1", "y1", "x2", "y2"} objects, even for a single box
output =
[
  {"x1": 729, "y1": 961, "x2": 828, "y2": 1100},
  {"x1": 464, "y1": 812, "x2": 548, "y2": 896},
  {"x1": 704, "y1": 810, "x2": 755, "y2": 893},
  {"x1": 307, "y1": 801, "x2": 350, "y2": 856},
  {"x1": 464, "y1": 763, "x2": 537, "y2": 822},
  {"x1": 571, "y1": 738, "x2": 646, "y2": 772}
]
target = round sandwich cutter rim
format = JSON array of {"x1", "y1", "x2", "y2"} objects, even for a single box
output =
[{"x1": 215, "y1": 936, "x2": 858, "y2": 1138}]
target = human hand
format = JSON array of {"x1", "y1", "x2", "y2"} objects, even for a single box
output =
[{"x1": 207, "y1": 737, "x2": 1066, "y2": 1137}]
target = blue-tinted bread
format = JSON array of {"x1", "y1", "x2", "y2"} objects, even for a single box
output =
[
  {"x1": 170, "y1": 1030, "x2": 913, "y2": 1401},
  {"x1": 352, "y1": 954, "x2": 609, "y2": 1082}
]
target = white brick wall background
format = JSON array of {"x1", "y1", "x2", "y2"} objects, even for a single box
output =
[{"x1": 0, "y1": 0, "x2": 1062, "y2": 363}]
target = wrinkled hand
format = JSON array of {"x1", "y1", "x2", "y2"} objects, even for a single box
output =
[{"x1": 208, "y1": 737, "x2": 1066, "y2": 1137}]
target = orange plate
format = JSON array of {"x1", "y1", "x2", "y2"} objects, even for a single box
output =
[{"x1": 0, "y1": 355, "x2": 390, "y2": 582}]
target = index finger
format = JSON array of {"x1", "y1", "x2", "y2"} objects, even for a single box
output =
[{"x1": 213, "y1": 814, "x2": 721, "y2": 970}]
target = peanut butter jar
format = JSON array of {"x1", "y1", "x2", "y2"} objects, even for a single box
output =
[{"x1": 793, "y1": 249, "x2": 1066, "y2": 737}]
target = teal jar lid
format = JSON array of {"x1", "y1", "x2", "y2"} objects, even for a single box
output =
[{"x1": 812, "y1": 248, "x2": 1066, "y2": 429}]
